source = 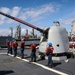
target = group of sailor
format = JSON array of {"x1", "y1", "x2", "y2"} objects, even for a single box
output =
[{"x1": 6, "y1": 39, "x2": 54, "y2": 67}]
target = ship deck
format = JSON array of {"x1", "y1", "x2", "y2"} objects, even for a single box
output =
[{"x1": 0, "y1": 48, "x2": 75, "y2": 75}]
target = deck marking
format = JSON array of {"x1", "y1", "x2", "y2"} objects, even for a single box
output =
[
  {"x1": 0, "y1": 53, "x2": 7, "y2": 54},
  {"x1": 8, "y1": 54, "x2": 68, "y2": 75}
]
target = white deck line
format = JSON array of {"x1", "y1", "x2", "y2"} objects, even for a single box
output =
[
  {"x1": 8, "y1": 54, "x2": 68, "y2": 75},
  {"x1": 0, "y1": 53, "x2": 7, "y2": 54}
]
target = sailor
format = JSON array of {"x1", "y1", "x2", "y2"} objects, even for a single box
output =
[
  {"x1": 74, "y1": 43, "x2": 75, "y2": 49},
  {"x1": 9, "y1": 41, "x2": 13, "y2": 54},
  {"x1": 12, "y1": 40, "x2": 18, "y2": 57},
  {"x1": 69, "y1": 42, "x2": 73, "y2": 48},
  {"x1": 46, "y1": 42, "x2": 54, "y2": 67},
  {"x1": 20, "y1": 38, "x2": 25, "y2": 59},
  {"x1": 72, "y1": 43, "x2": 75, "y2": 49},
  {"x1": 6, "y1": 39, "x2": 10, "y2": 54},
  {"x1": 30, "y1": 41, "x2": 36, "y2": 62}
]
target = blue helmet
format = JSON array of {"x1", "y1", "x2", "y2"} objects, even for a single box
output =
[
  {"x1": 21, "y1": 38, "x2": 24, "y2": 41},
  {"x1": 6, "y1": 39, "x2": 8, "y2": 41},
  {"x1": 48, "y1": 42, "x2": 52, "y2": 46},
  {"x1": 31, "y1": 41, "x2": 34, "y2": 44},
  {"x1": 10, "y1": 41, "x2": 12, "y2": 44},
  {"x1": 13, "y1": 39, "x2": 15, "y2": 42}
]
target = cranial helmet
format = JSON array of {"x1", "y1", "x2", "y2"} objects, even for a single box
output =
[
  {"x1": 10, "y1": 41, "x2": 12, "y2": 44},
  {"x1": 21, "y1": 38, "x2": 24, "y2": 41},
  {"x1": 48, "y1": 42, "x2": 52, "y2": 46},
  {"x1": 31, "y1": 41, "x2": 34, "y2": 44},
  {"x1": 6, "y1": 39, "x2": 8, "y2": 41}
]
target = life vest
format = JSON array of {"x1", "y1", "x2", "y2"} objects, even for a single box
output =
[
  {"x1": 12, "y1": 42, "x2": 15, "y2": 47},
  {"x1": 46, "y1": 46, "x2": 54, "y2": 55},
  {"x1": 6, "y1": 40, "x2": 10, "y2": 46},
  {"x1": 74, "y1": 44, "x2": 75, "y2": 47},
  {"x1": 69, "y1": 43, "x2": 73, "y2": 48},
  {"x1": 72, "y1": 43, "x2": 75, "y2": 47},
  {"x1": 30, "y1": 44, "x2": 36, "y2": 51},
  {"x1": 20, "y1": 41, "x2": 25, "y2": 47},
  {"x1": 13, "y1": 42, "x2": 18, "y2": 47},
  {"x1": 10, "y1": 44, "x2": 12, "y2": 48},
  {"x1": 15, "y1": 42, "x2": 18, "y2": 47}
]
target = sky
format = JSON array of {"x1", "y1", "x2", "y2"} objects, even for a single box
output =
[{"x1": 0, "y1": 0, "x2": 75, "y2": 36}]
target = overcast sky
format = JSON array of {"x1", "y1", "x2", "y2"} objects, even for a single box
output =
[{"x1": 0, "y1": 0, "x2": 75, "y2": 36}]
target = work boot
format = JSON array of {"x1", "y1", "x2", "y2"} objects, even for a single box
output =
[
  {"x1": 46, "y1": 64, "x2": 49, "y2": 66},
  {"x1": 34, "y1": 60, "x2": 36, "y2": 62},
  {"x1": 21, "y1": 56, "x2": 24, "y2": 59},
  {"x1": 50, "y1": 65, "x2": 53, "y2": 68},
  {"x1": 29, "y1": 60, "x2": 33, "y2": 62}
]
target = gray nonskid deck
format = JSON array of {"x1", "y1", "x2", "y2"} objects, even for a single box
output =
[{"x1": 0, "y1": 49, "x2": 75, "y2": 75}]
